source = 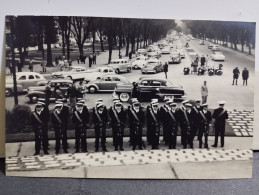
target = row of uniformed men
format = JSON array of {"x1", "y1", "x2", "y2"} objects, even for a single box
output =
[{"x1": 31, "y1": 97, "x2": 228, "y2": 155}]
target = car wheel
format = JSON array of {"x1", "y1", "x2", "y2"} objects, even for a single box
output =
[
  {"x1": 5, "y1": 88, "x2": 13, "y2": 97},
  {"x1": 30, "y1": 95, "x2": 39, "y2": 103},
  {"x1": 115, "y1": 69, "x2": 120, "y2": 74},
  {"x1": 88, "y1": 86, "x2": 97, "y2": 93},
  {"x1": 66, "y1": 76, "x2": 72, "y2": 80},
  {"x1": 119, "y1": 93, "x2": 130, "y2": 102},
  {"x1": 154, "y1": 69, "x2": 157, "y2": 74}
]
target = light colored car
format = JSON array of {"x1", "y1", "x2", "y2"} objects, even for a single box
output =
[
  {"x1": 85, "y1": 74, "x2": 131, "y2": 93},
  {"x1": 176, "y1": 48, "x2": 185, "y2": 58},
  {"x1": 107, "y1": 59, "x2": 131, "y2": 74},
  {"x1": 5, "y1": 72, "x2": 46, "y2": 96},
  {"x1": 212, "y1": 45, "x2": 220, "y2": 51},
  {"x1": 136, "y1": 48, "x2": 146, "y2": 55},
  {"x1": 51, "y1": 66, "x2": 87, "y2": 80},
  {"x1": 131, "y1": 56, "x2": 149, "y2": 69},
  {"x1": 211, "y1": 51, "x2": 225, "y2": 61},
  {"x1": 141, "y1": 59, "x2": 164, "y2": 74},
  {"x1": 168, "y1": 51, "x2": 181, "y2": 64},
  {"x1": 84, "y1": 67, "x2": 115, "y2": 82},
  {"x1": 208, "y1": 44, "x2": 214, "y2": 49},
  {"x1": 199, "y1": 40, "x2": 205, "y2": 45},
  {"x1": 161, "y1": 47, "x2": 171, "y2": 54}
]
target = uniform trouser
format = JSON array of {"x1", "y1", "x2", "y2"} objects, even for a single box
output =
[
  {"x1": 202, "y1": 96, "x2": 207, "y2": 104},
  {"x1": 243, "y1": 79, "x2": 248, "y2": 85},
  {"x1": 94, "y1": 126, "x2": 106, "y2": 151},
  {"x1": 192, "y1": 124, "x2": 199, "y2": 140},
  {"x1": 198, "y1": 125, "x2": 208, "y2": 147},
  {"x1": 214, "y1": 126, "x2": 225, "y2": 147},
  {"x1": 163, "y1": 124, "x2": 169, "y2": 144},
  {"x1": 34, "y1": 126, "x2": 48, "y2": 153},
  {"x1": 150, "y1": 125, "x2": 160, "y2": 149},
  {"x1": 75, "y1": 126, "x2": 87, "y2": 152},
  {"x1": 113, "y1": 126, "x2": 124, "y2": 149},
  {"x1": 147, "y1": 126, "x2": 152, "y2": 144},
  {"x1": 168, "y1": 125, "x2": 178, "y2": 149},
  {"x1": 54, "y1": 125, "x2": 68, "y2": 153},
  {"x1": 132, "y1": 126, "x2": 143, "y2": 150},
  {"x1": 181, "y1": 125, "x2": 194, "y2": 148},
  {"x1": 233, "y1": 77, "x2": 238, "y2": 85},
  {"x1": 129, "y1": 124, "x2": 134, "y2": 144}
]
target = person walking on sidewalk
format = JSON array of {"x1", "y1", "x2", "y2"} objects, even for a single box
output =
[
  {"x1": 29, "y1": 59, "x2": 33, "y2": 72},
  {"x1": 163, "y1": 62, "x2": 168, "y2": 79},
  {"x1": 242, "y1": 67, "x2": 249, "y2": 86},
  {"x1": 93, "y1": 53, "x2": 97, "y2": 64},
  {"x1": 201, "y1": 81, "x2": 208, "y2": 104},
  {"x1": 211, "y1": 101, "x2": 228, "y2": 148},
  {"x1": 232, "y1": 66, "x2": 240, "y2": 85}
]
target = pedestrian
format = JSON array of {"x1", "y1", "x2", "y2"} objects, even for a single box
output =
[
  {"x1": 146, "y1": 99, "x2": 161, "y2": 150},
  {"x1": 131, "y1": 82, "x2": 140, "y2": 99},
  {"x1": 89, "y1": 54, "x2": 93, "y2": 67},
  {"x1": 201, "y1": 81, "x2": 208, "y2": 104},
  {"x1": 232, "y1": 66, "x2": 240, "y2": 85},
  {"x1": 41, "y1": 60, "x2": 46, "y2": 72},
  {"x1": 55, "y1": 56, "x2": 59, "y2": 66},
  {"x1": 242, "y1": 67, "x2": 249, "y2": 86},
  {"x1": 129, "y1": 51, "x2": 132, "y2": 60},
  {"x1": 211, "y1": 101, "x2": 228, "y2": 148},
  {"x1": 76, "y1": 81, "x2": 85, "y2": 99},
  {"x1": 166, "y1": 102, "x2": 180, "y2": 149},
  {"x1": 9, "y1": 63, "x2": 13, "y2": 75},
  {"x1": 17, "y1": 60, "x2": 22, "y2": 72},
  {"x1": 29, "y1": 59, "x2": 33, "y2": 72},
  {"x1": 54, "y1": 83, "x2": 63, "y2": 100},
  {"x1": 51, "y1": 102, "x2": 69, "y2": 154},
  {"x1": 128, "y1": 99, "x2": 145, "y2": 150},
  {"x1": 93, "y1": 53, "x2": 96, "y2": 64},
  {"x1": 109, "y1": 101, "x2": 127, "y2": 151},
  {"x1": 31, "y1": 102, "x2": 49, "y2": 155},
  {"x1": 67, "y1": 83, "x2": 77, "y2": 112},
  {"x1": 200, "y1": 55, "x2": 206, "y2": 66},
  {"x1": 72, "y1": 102, "x2": 89, "y2": 153},
  {"x1": 198, "y1": 103, "x2": 212, "y2": 149},
  {"x1": 163, "y1": 62, "x2": 168, "y2": 79},
  {"x1": 93, "y1": 103, "x2": 109, "y2": 152},
  {"x1": 44, "y1": 81, "x2": 52, "y2": 107}
]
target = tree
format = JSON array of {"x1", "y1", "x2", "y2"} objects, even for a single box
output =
[{"x1": 58, "y1": 16, "x2": 72, "y2": 59}]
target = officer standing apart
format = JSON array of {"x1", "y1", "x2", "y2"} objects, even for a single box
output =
[
  {"x1": 211, "y1": 101, "x2": 228, "y2": 148},
  {"x1": 31, "y1": 102, "x2": 49, "y2": 155},
  {"x1": 72, "y1": 102, "x2": 90, "y2": 153},
  {"x1": 163, "y1": 62, "x2": 168, "y2": 79},
  {"x1": 198, "y1": 103, "x2": 212, "y2": 149},
  {"x1": 165, "y1": 102, "x2": 179, "y2": 149},
  {"x1": 232, "y1": 66, "x2": 240, "y2": 85},
  {"x1": 93, "y1": 103, "x2": 109, "y2": 152},
  {"x1": 146, "y1": 99, "x2": 161, "y2": 150},
  {"x1": 128, "y1": 99, "x2": 145, "y2": 150},
  {"x1": 242, "y1": 67, "x2": 249, "y2": 86},
  {"x1": 201, "y1": 81, "x2": 208, "y2": 104},
  {"x1": 109, "y1": 101, "x2": 127, "y2": 151},
  {"x1": 51, "y1": 101, "x2": 69, "y2": 154}
]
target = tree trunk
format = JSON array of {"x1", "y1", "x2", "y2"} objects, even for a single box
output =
[
  {"x1": 108, "y1": 36, "x2": 113, "y2": 64},
  {"x1": 99, "y1": 32, "x2": 104, "y2": 52},
  {"x1": 248, "y1": 43, "x2": 252, "y2": 55},
  {"x1": 78, "y1": 43, "x2": 84, "y2": 57},
  {"x1": 66, "y1": 37, "x2": 70, "y2": 60},
  {"x1": 61, "y1": 29, "x2": 65, "y2": 56},
  {"x1": 125, "y1": 37, "x2": 129, "y2": 56},
  {"x1": 241, "y1": 41, "x2": 244, "y2": 52},
  {"x1": 136, "y1": 37, "x2": 139, "y2": 50},
  {"x1": 18, "y1": 46, "x2": 24, "y2": 67},
  {"x1": 92, "y1": 31, "x2": 95, "y2": 53},
  {"x1": 46, "y1": 42, "x2": 53, "y2": 67}
]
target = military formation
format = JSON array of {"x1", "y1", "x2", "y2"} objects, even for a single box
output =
[{"x1": 31, "y1": 97, "x2": 228, "y2": 156}]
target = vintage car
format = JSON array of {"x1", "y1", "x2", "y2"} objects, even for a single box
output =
[
  {"x1": 84, "y1": 67, "x2": 115, "y2": 83},
  {"x1": 141, "y1": 59, "x2": 164, "y2": 74},
  {"x1": 199, "y1": 40, "x2": 205, "y2": 45},
  {"x1": 168, "y1": 51, "x2": 181, "y2": 64},
  {"x1": 113, "y1": 77, "x2": 186, "y2": 102},
  {"x1": 131, "y1": 55, "x2": 149, "y2": 69},
  {"x1": 211, "y1": 51, "x2": 225, "y2": 61},
  {"x1": 176, "y1": 48, "x2": 185, "y2": 58},
  {"x1": 51, "y1": 66, "x2": 87, "y2": 80},
  {"x1": 107, "y1": 59, "x2": 132, "y2": 74},
  {"x1": 136, "y1": 48, "x2": 146, "y2": 55},
  {"x1": 146, "y1": 49, "x2": 161, "y2": 59},
  {"x1": 25, "y1": 79, "x2": 73, "y2": 103},
  {"x1": 161, "y1": 46, "x2": 171, "y2": 54},
  {"x1": 208, "y1": 44, "x2": 214, "y2": 49},
  {"x1": 212, "y1": 45, "x2": 220, "y2": 51},
  {"x1": 85, "y1": 74, "x2": 131, "y2": 93},
  {"x1": 5, "y1": 72, "x2": 46, "y2": 96}
]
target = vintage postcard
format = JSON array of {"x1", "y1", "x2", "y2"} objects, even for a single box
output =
[{"x1": 4, "y1": 16, "x2": 255, "y2": 179}]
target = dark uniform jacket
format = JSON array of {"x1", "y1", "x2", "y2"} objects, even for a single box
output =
[
  {"x1": 109, "y1": 107, "x2": 127, "y2": 127},
  {"x1": 31, "y1": 109, "x2": 49, "y2": 128},
  {"x1": 128, "y1": 106, "x2": 145, "y2": 127},
  {"x1": 164, "y1": 108, "x2": 180, "y2": 131},
  {"x1": 198, "y1": 110, "x2": 212, "y2": 126},
  {"x1": 51, "y1": 106, "x2": 69, "y2": 127},
  {"x1": 212, "y1": 108, "x2": 228, "y2": 128},
  {"x1": 72, "y1": 109, "x2": 89, "y2": 127},
  {"x1": 93, "y1": 107, "x2": 109, "y2": 126}
]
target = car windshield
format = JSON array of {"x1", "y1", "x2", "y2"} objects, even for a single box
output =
[{"x1": 147, "y1": 62, "x2": 158, "y2": 66}]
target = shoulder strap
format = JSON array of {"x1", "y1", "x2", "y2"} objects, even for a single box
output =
[
  {"x1": 75, "y1": 111, "x2": 83, "y2": 123},
  {"x1": 33, "y1": 112, "x2": 43, "y2": 125},
  {"x1": 129, "y1": 108, "x2": 139, "y2": 122},
  {"x1": 168, "y1": 111, "x2": 176, "y2": 122},
  {"x1": 193, "y1": 107, "x2": 199, "y2": 114},
  {"x1": 183, "y1": 110, "x2": 190, "y2": 124},
  {"x1": 95, "y1": 110, "x2": 103, "y2": 123},
  {"x1": 54, "y1": 111, "x2": 62, "y2": 124},
  {"x1": 216, "y1": 109, "x2": 226, "y2": 119},
  {"x1": 149, "y1": 108, "x2": 158, "y2": 123},
  {"x1": 199, "y1": 111, "x2": 207, "y2": 122},
  {"x1": 112, "y1": 108, "x2": 121, "y2": 123}
]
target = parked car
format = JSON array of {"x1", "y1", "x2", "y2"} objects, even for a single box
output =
[
  {"x1": 199, "y1": 40, "x2": 205, "y2": 45},
  {"x1": 136, "y1": 48, "x2": 146, "y2": 55},
  {"x1": 161, "y1": 46, "x2": 171, "y2": 54},
  {"x1": 113, "y1": 77, "x2": 186, "y2": 102},
  {"x1": 85, "y1": 74, "x2": 131, "y2": 93},
  {"x1": 51, "y1": 66, "x2": 87, "y2": 80},
  {"x1": 141, "y1": 59, "x2": 164, "y2": 74},
  {"x1": 131, "y1": 56, "x2": 149, "y2": 69},
  {"x1": 208, "y1": 44, "x2": 214, "y2": 49},
  {"x1": 86, "y1": 67, "x2": 114, "y2": 74},
  {"x1": 146, "y1": 49, "x2": 161, "y2": 58},
  {"x1": 168, "y1": 51, "x2": 181, "y2": 64},
  {"x1": 107, "y1": 59, "x2": 132, "y2": 74},
  {"x1": 25, "y1": 79, "x2": 73, "y2": 103},
  {"x1": 5, "y1": 72, "x2": 46, "y2": 96},
  {"x1": 212, "y1": 45, "x2": 220, "y2": 51},
  {"x1": 211, "y1": 51, "x2": 225, "y2": 61}
]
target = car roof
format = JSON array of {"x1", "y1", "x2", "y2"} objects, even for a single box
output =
[
  {"x1": 110, "y1": 59, "x2": 129, "y2": 62},
  {"x1": 16, "y1": 72, "x2": 43, "y2": 76},
  {"x1": 70, "y1": 66, "x2": 86, "y2": 69},
  {"x1": 50, "y1": 79, "x2": 73, "y2": 83},
  {"x1": 139, "y1": 78, "x2": 166, "y2": 82}
]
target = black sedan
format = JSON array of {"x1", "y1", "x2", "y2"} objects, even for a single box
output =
[{"x1": 113, "y1": 77, "x2": 187, "y2": 102}]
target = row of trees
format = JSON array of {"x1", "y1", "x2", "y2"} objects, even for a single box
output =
[
  {"x1": 6, "y1": 16, "x2": 177, "y2": 67},
  {"x1": 182, "y1": 20, "x2": 256, "y2": 55}
]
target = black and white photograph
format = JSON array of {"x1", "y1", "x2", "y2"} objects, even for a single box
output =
[{"x1": 4, "y1": 15, "x2": 255, "y2": 179}]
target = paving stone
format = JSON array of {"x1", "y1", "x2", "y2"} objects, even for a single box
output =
[
  {"x1": 64, "y1": 162, "x2": 81, "y2": 167},
  {"x1": 7, "y1": 166, "x2": 20, "y2": 171},
  {"x1": 21, "y1": 159, "x2": 36, "y2": 163},
  {"x1": 7, "y1": 164, "x2": 19, "y2": 167},
  {"x1": 232, "y1": 126, "x2": 241, "y2": 129},
  {"x1": 38, "y1": 158, "x2": 55, "y2": 162},
  {"x1": 6, "y1": 160, "x2": 18, "y2": 164},
  {"x1": 26, "y1": 165, "x2": 41, "y2": 169},
  {"x1": 44, "y1": 161, "x2": 59, "y2": 164},
  {"x1": 62, "y1": 159, "x2": 78, "y2": 164},
  {"x1": 45, "y1": 163, "x2": 60, "y2": 168},
  {"x1": 25, "y1": 162, "x2": 39, "y2": 166}
]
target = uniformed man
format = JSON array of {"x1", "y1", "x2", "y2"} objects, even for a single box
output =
[
  {"x1": 146, "y1": 98, "x2": 159, "y2": 145},
  {"x1": 166, "y1": 102, "x2": 180, "y2": 149},
  {"x1": 109, "y1": 101, "x2": 127, "y2": 151},
  {"x1": 211, "y1": 101, "x2": 228, "y2": 148},
  {"x1": 180, "y1": 103, "x2": 195, "y2": 149},
  {"x1": 198, "y1": 103, "x2": 212, "y2": 148},
  {"x1": 51, "y1": 102, "x2": 69, "y2": 154},
  {"x1": 146, "y1": 99, "x2": 161, "y2": 149},
  {"x1": 72, "y1": 102, "x2": 89, "y2": 153},
  {"x1": 128, "y1": 98, "x2": 138, "y2": 145},
  {"x1": 31, "y1": 102, "x2": 49, "y2": 155},
  {"x1": 160, "y1": 98, "x2": 171, "y2": 145},
  {"x1": 179, "y1": 100, "x2": 189, "y2": 145},
  {"x1": 93, "y1": 103, "x2": 109, "y2": 152},
  {"x1": 128, "y1": 100, "x2": 145, "y2": 150},
  {"x1": 192, "y1": 100, "x2": 202, "y2": 140}
]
